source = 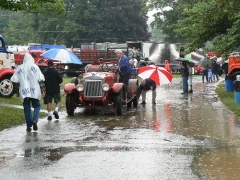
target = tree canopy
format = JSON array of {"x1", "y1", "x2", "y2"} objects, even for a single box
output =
[
  {"x1": 0, "y1": 0, "x2": 64, "y2": 14},
  {"x1": 143, "y1": 0, "x2": 240, "y2": 56},
  {"x1": 0, "y1": 0, "x2": 150, "y2": 47}
]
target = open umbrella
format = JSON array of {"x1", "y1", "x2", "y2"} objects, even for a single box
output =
[
  {"x1": 198, "y1": 58, "x2": 210, "y2": 67},
  {"x1": 137, "y1": 65, "x2": 173, "y2": 86},
  {"x1": 175, "y1": 57, "x2": 195, "y2": 67},
  {"x1": 40, "y1": 49, "x2": 82, "y2": 64}
]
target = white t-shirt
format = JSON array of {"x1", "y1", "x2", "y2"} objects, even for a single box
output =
[{"x1": 129, "y1": 58, "x2": 138, "y2": 67}]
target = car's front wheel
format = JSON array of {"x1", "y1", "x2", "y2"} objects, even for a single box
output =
[
  {"x1": 115, "y1": 91, "x2": 123, "y2": 116},
  {"x1": 0, "y1": 75, "x2": 15, "y2": 98},
  {"x1": 66, "y1": 94, "x2": 76, "y2": 116}
]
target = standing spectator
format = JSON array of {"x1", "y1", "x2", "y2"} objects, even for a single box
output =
[
  {"x1": 137, "y1": 78, "x2": 156, "y2": 105},
  {"x1": 202, "y1": 65, "x2": 208, "y2": 83},
  {"x1": 129, "y1": 56, "x2": 138, "y2": 78},
  {"x1": 115, "y1": 49, "x2": 132, "y2": 100},
  {"x1": 164, "y1": 60, "x2": 171, "y2": 73},
  {"x1": 208, "y1": 68, "x2": 213, "y2": 82},
  {"x1": 11, "y1": 53, "x2": 45, "y2": 132},
  {"x1": 129, "y1": 56, "x2": 138, "y2": 68},
  {"x1": 43, "y1": 60, "x2": 63, "y2": 120},
  {"x1": 187, "y1": 61, "x2": 193, "y2": 93},
  {"x1": 181, "y1": 61, "x2": 189, "y2": 94},
  {"x1": 211, "y1": 60, "x2": 219, "y2": 81},
  {"x1": 132, "y1": 47, "x2": 138, "y2": 58}
]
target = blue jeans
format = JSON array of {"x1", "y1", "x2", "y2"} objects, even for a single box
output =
[
  {"x1": 182, "y1": 76, "x2": 188, "y2": 93},
  {"x1": 23, "y1": 98, "x2": 40, "y2": 128},
  {"x1": 202, "y1": 70, "x2": 208, "y2": 82},
  {"x1": 212, "y1": 72, "x2": 219, "y2": 81}
]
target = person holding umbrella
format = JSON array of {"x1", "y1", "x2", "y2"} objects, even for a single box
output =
[{"x1": 137, "y1": 78, "x2": 157, "y2": 105}]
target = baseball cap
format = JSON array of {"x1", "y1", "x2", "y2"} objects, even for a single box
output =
[
  {"x1": 115, "y1": 49, "x2": 123, "y2": 54},
  {"x1": 48, "y1": 60, "x2": 54, "y2": 66}
]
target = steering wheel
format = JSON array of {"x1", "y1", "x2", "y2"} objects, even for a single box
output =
[{"x1": 101, "y1": 62, "x2": 114, "y2": 72}]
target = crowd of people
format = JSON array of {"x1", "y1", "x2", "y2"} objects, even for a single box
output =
[
  {"x1": 180, "y1": 59, "x2": 220, "y2": 95},
  {"x1": 201, "y1": 60, "x2": 220, "y2": 83}
]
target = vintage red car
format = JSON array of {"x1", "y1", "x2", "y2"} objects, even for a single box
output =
[{"x1": 64, "y1": 60, "x2": 139, "y2": 116}]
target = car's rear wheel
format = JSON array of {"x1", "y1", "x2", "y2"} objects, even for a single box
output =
[
  {"x1": 115, "y1": 91, "x2": 123, "y2": 116},
  {"x1": 0, "y1": 75, "x2": 15, "y2": 98},
  {"x1": 66, "y1": 94, "x2": 76, "y2": 116}
]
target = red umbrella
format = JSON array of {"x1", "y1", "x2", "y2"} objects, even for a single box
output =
[{"x1": 137, "y1": 65, "x2": 173, "y2": 86}]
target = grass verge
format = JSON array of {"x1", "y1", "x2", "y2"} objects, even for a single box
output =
[
  {"x1": 0, "y1": 106, "x2": 46, "y2": 131},
  {"x1": 215, "y1": 82, "x2": 240, "y2": 117},
  {"x1": 0, "y1": 77, "x2": 72, "y2": 131}
]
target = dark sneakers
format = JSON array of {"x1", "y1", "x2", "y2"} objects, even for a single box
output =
[
  {"x1": 47, "y1": 116, "x2": 52, "y2": 121},
  {"x1": 26, "y1": 127, "x2": 31, "y2": 132},
  {"x1": 32, "y1": 120, "x2": 38, "y2": 131},
  {"x1": 141, "y1": 101, "x2": 146, "y2": 104},
  {"x1": 53, "y1": 111, "x2": 59, "y2": 119},
  {"x1": 152, "y1": 102, "x2": 156, "y2": 104}
]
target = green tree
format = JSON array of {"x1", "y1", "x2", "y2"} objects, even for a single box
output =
[
  {"x1": 1, "y1": 0, "x2": 150, "y2": 46},
  {"x1": 150, "y1": 26, "x2": 166, "y2": 42},
  {"x1": 144, "y1": 0, "x2": 240, "y2": 56},
  {"x1": 0, "y1": 0, "x2": 64, "y2": 14}
]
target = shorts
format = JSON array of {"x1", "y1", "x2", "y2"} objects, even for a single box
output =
[{"x1": 44, "y1": 94, "x2": 61, "y2": 104}]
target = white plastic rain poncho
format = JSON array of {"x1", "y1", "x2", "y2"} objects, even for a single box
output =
[{"x1": 11, "y1": 53, "x2": 45, "y2": 102}]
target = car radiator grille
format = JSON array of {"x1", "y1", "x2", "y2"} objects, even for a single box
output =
[{"x1": 84, "y1": 80, "x2": 103, "y2": 98}]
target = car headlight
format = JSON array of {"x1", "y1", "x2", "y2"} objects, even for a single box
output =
[
  {"x1": 102, "y1": 83, "x2": 109, "y2": 91},
  {"x1": 76, "y1": 84, "x2": 84, "y2": 91}
]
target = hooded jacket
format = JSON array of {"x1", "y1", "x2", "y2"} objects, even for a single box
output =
[
  {"x1": 11, "y1": 53, "x2": 45, "y2": 102},
  {"x1": 164, "y1": 60, "x2": 171, "y2": 73}
]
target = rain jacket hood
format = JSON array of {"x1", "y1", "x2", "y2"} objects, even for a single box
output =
[{"x1": 11, "y1": 53, "x2": 45, "y2": 102}]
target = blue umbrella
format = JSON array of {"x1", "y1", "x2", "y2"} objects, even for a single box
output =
[{"x1": 40, "y1": 49, "x2": 82, "y2": 64}]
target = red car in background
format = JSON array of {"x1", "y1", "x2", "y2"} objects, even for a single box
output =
[{"x1": 194, "y1": 65, "x2": 202, "y2": 74}]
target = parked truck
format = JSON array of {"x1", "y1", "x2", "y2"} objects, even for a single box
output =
[
  {"x1": 0, "y1": 35, "x2": 16, "y2": 97},
  {"x1": 226, "y1": 53, "x2": 240, "y2": 80}
]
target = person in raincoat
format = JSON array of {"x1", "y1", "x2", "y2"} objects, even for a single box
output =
[
  {"x1": 11, "y1": 53, "x2": 45, "y2": 132},
  {"x1": 164, "y1": 60, "x2": 171, "y2": 73}
]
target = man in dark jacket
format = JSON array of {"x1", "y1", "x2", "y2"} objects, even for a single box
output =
[
  {"x1": 115, "y1": 49, "x2": 132, "y2": 100},
  {"x1": 211, "y1": 60, "x2": 219, "y2": 81},
  {"x1": 44, "y1": 60, "x2": 63, "y2": 120},
  {"x1": 137, "y1": 78, "x2": 157, "y2": 104}
]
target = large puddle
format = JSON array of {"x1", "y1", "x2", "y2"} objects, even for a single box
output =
[{"x1": 0, "y1": 76, "x2": 240, "y2": 179}]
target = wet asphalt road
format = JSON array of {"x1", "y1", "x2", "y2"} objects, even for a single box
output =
[{"x1": 1, "y1": 76, "x2": 240, "y2": 180}]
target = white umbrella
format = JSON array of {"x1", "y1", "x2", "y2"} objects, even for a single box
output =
[{"x1": 41, "y1": 49, "x2": 82, "y2": 64}]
